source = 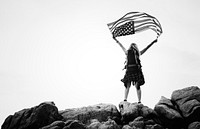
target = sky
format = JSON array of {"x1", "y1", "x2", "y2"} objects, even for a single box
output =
[{"x1": 1, "y1": 0, "x2": 200, "y2": 125}]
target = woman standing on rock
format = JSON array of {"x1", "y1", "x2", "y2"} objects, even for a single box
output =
[{"x1": 113, "y1": 37, "x2": 157, "y2": 103}]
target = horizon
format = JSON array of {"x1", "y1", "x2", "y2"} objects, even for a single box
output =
[{"x1": 1, "y1": 0, "x2": 200, "y2": 125}]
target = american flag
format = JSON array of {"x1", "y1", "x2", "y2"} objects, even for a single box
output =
[{"x1": 107, "y1": 12, "x2": 163, "y2": 38}]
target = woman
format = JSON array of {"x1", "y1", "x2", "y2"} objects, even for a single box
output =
[{"x1": 113, "y1": 37, "x2": 157, "y2": 103}]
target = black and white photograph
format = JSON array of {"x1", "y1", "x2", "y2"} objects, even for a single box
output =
[{"x1": 1, "y1": 0, "x2": 200, "y2": 128}]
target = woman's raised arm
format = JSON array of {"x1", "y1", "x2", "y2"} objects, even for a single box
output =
[{"x1": 140, "y1": 39, "x2": 157, "y2": 55}]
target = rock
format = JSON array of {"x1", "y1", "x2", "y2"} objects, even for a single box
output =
[
  {"x1": 129, "y1": 116, "x2": 144, "y2": 129},
  {"x1": 40, "y1": 121, "x2": 65, "y2": 129},
  {"x1": 144, "y1": 125, "x2": 152, "y2": 129},
  {"x1": 188, "y1": 121, "x2": 200, "y2": 129},
  {"x1": 119, "y1": 101, "x2": 159, "y2": 124},
  {"x1": 2, "y1": 102, "x2": 63, "y2": 129},
  {"x1": 87, "y1": 119, "x2": 101, "y2": 129},
  {"x1": 141, "y1": 105, "x2": 161, "y2": 124},
  {"x1": 122, "y1": 125, "x2": 135, "y2": 129},
  {"x1": 99, "y1": 119, "x2": 121, "y2": 129},
  {"x1": 119, "y1": 102, "x2": 164, "y2": 129},
  {"x1": 63, "y1": 120, "x2": 86, "y2": 129},
  {"x1": 145, "y1": 124, "x2": 164, "y2": 129},
  {"x1": 87, "y1": 119, "x2": 120, "y2": 129},
  {"x1": 3, "y1": 86, "x2": 200, "y2": 129},
  {"x1": 154, "y1": 96, "x2": 184, "y2": 128},
  {"x1": 171, "y1": 86, "x2": 200, "y2": 122},
  {"x1": 59, "y1": 103, "x2": 121, "y2": 125},
  {"x1": 128, "y1": 116, "x2": 164, "y2": 129},
  {"x1": 119, "y1": 101, "x2": 142, "y2": 123}
]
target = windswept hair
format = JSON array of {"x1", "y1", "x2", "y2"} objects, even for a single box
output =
[{"x1": 128, "y1": 43, "x2": 140, "y2": 56}]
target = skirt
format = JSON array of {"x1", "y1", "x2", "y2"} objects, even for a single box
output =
[{"x1": 121, "y1": 66, "x2": 145, "y2": 87}]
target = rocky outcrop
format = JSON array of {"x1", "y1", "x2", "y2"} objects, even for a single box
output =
[
  {"x1": 171, "y1": 86, "x2": 200, "y2": 123},
  {"x1": 2, "y1": 86, "x2": 200, "y2": 129},
  {"x1": 41, "y1": 120, "x2": 87, "y2": 129},
  {"x1": 87, "y1": 119, "x2": 120, "y2": 129},
  {"x1": 59, "y1": 103, "x2": 121, "y2": 125},
  {"x1": 1, "y1": 102, "x2": 62, "y2": 129},
  {"x1": 188, "y1": 121, "x2": 200, "y2": 129},
  {"x1": 119, "y1": 102, "x2": 163, "y2": 129},
  {"x1": 154, "y1": 96, "x2": 184, "y2": 128},
  {"x1": 154, "y1": 86, "x2": 200, "y2": 129}
]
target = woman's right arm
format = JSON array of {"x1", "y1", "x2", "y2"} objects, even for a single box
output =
[{"x1": 113, "y1": 37, "x2": 127, "y2": 55}]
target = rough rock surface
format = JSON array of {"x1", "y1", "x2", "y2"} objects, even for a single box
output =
[
  {"x1": 171, "y1": 86, "x2": 200, "y2": 123},
  {"x1": 87, "y1": 119, "x2": 121, "y2": 129},
  {"x1": 119, "y1": 102, "x2": 163, "y2": 128},
  {"x1": 154, "y1": 96, "x2": 184, "y2": 128},
  {"x1": 1, "y1": 102, "x2": 62, "y2": 129},
  {"x1": 188, "y1": 121, "x2": 200, "y2": 129},
  {"x1": 2, "y1": 86, "x2": 200, "y2": 129},
  {"x1": 63, "y1": 120, "x2": 86, "y2": 129},
  {"x1": 59, "y1": 103, "x2": 121, "y2": 125},
  {"x1": 40, "y1": 121, "x2": 65, "y2": 129}
]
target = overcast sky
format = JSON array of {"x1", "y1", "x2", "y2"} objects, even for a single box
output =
[{"x1": 1, "y1": 0, "x2": 200, "y2": 125}]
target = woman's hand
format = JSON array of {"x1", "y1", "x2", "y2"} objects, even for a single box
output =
[
  {"x1": 152, "y1": 39, "x2": 158, "y2": 44},
  {"x1": 113, "y1": 36, "x2": 119, "y2": 43}
]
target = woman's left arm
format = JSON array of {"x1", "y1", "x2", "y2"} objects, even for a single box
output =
[{"x1": 140, "y1": 39, "x2": 158, "y2": 55}]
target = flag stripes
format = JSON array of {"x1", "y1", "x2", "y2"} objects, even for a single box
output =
[{"x1": 107, "y1": 12, "x2": 162, "y2": 38}]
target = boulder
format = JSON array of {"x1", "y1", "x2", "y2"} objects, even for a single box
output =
[
  {"x1": 119, "y1": 101, "x2": 140, "y2": 123},
  {"x1": 63, "y1": 120, "x2": 86, "y2": 129},
  {"x1": 188, "y1": 121, "x2": 200, "y2": 129},
  {"x1": 87, "y1": 119, "x2": 101, "y2": 129},
  {"x1": 41, "y1": 120, "x2": 86, "y2": 129},
  {"x1": 129, "y1": 116, "x2": 144, "y2": 129},
  {"x1": 154, "y1": 96, "x2": 184, "y2": 128},
  {"x1": 2, "y1": 102, "x2": 63, "y2": 129},
  {"x1": 145, "y1": 124, "x2": 164, "y2": 129},
  {"x1": 122, "y1": 125, "x2": 134, "y2": 129},
  {"x1": 119, "y1": 101, "x2": 159, "y2": 124},
  {"x1": 59, "y1": 103, "x2": 121, "y2": 125},
  {"x1": 40, "y1": 121, "x2": 65, "y2": 129},
  {"x1": 171, "y1": 86, "x2": 200, "y2": 122},
  {"x1": 87, "y1": 119, "x2": 120, "y2": 129},
  {"x1": 3, "y1": 86, "x2": 200, "y2": 129}
]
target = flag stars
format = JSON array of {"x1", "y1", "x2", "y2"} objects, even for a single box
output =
[{"x1": 113, "y1": 21, "x2": 135, "y2": 37}]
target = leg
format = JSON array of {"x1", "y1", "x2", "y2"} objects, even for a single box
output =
[
  {"x1": 135, "y1": 82, "x2": 141, "y2": 103},
  {"x1": 124, "y1": 81, "x2": 131, "y2": 101}
]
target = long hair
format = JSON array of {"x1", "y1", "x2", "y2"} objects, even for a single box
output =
[{"x1": 128, "y1": 43, "x2": 140, "y2": 57}]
